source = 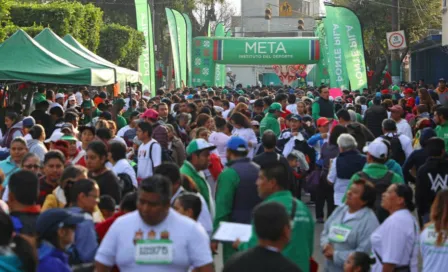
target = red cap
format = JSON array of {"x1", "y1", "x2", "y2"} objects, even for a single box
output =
[
  {"x1": 390, "y1": 105, "x2": 403, "y2": 113},
  {"x1": 317, "y1": 117, "x2": 330, "y2": 127},
  {"x1": 403, "y1": 88, "x2": 414, "y2": 95},
  {"x1": 381, "y1": 89, "x2": 389, "y2": 94},
  {"x1": 141, "y1": 109, "x2": 158, "y2": 120}
]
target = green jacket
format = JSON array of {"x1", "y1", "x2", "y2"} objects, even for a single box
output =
[
  {"x1": 342, "y1": 163, "x2": 404, "y2": 202},
  {"x1": 116, "y1": 114, "x2": 127, "y2": 130},
  {"x1": 239, "y1": 191, "x2": 314, "y2": 272},
  {"x1": 260, "y1": 113, "x2": 280, "y2": 137},
  {"x1": 122, "y1": 108, "x2": 135, "y2": 122},
  {"x1": 213, "y1": 166, "x2": 240, "y2": 263},
  {"x1": 33, "y1": 92, "x2": 46, "y2": 105},
  {"x1": 180, "y1": 161, "x2": 213, "y2": 213},
  {"x1": 435, "y1": 121, "x2": 448, "y2": 152}
]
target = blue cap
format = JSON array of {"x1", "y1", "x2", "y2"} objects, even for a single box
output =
[
  {"x1": 36, "y1": 208, "x2": 85, "y2": 237},
  {"x1": 227, "y1": 136, "x2": 248, "y2": 152},
  {"x1": 187, "y1": 94, "x2": 194, "y2": 99},
  {"x1": 22, "y1": 116, "x2": 35, "y2": 128},
  {"x1": 289, "y1": 114, "x2": 302, "y2": 121}
]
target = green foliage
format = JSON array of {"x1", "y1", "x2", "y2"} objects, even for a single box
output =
[
  {"x1": 4, "y1": 23, "x2": 44, "y2": 38},
  {"x1": 0, "y1": 0, "x2": 12, "y2": 43},
  {"x1": 97, "y1": 23, "x2": 145, "y2": 70},
  {"x1": 9, "y1": 2, "x2": 103, "y2": 52}
]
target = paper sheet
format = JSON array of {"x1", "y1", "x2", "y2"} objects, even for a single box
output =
[{"x1": 213, "y1": 222, "x2": 252, "y2": 242}]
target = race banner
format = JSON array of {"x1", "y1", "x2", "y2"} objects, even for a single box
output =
[
  {"x1": 165, "y1": 8, "x2": 181, "y2": 88},
  {"x1": 183, "y1": 13, "x2": 193, "y2": 87},
  {"x1": 328, "y1": 5, "x2": 368, "y2": 90},
  {"x1": 323, "y1": 7, "x2": 349, "y2": 90},
  {"x1": 315, "y1": 21, "x2": 330, "y2": 86},
  {"x1": 172, "y1": 9, "x2": 187, "y2": 87},
  {"x1": 134, "y1": 0, "x2": 152, "y2": 92},
  {"x1": 214, "y1": 23, "x2": 226, "y2": 87}
]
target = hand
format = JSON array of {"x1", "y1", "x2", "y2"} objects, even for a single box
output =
[
  {"x1": 210, "y1": 241, "x2": 218, "y2": 254},
  {"x1": 321, "y1": 133, "x2": 328, "y2": 139},
  {"x1": 323, "y1": 244, "x2": 334, "y2": 260},
  {"x1": 292, "y1": 132, "x2": 298, "y2": 136},
  {"x1": 232, "y1": 239, "x2": 241, "y2": 249}
]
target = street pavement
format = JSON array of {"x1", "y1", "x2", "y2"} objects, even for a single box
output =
[{"x1": 213, "y1": 194, "x2": 326, "y2": 271}]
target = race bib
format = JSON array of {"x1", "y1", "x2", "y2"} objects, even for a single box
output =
[
  {"x1": 135, "y1": 240, "x2": 173, "y2": 264},
  {"x1": 424, "y1": 226, "x2": 448, "y2": 246},
  {"x1": 328, "y1": 224, "x2": 352, "y2": 243}
]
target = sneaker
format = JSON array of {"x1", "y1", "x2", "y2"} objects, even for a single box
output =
[
  {"x1": 316, "y1": 218, "x2": 324, "y2": 224},
  {"x1": 306, "y1": 201, "x2": 315, "y2": 206}
]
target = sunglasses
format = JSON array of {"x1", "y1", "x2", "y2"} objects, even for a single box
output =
[{"x1": 23, "y1": 164, "x2": 40, "y2": 170}]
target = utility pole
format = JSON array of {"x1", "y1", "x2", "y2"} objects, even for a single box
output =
[{"x1": 391, "y1": 0, "x2": 401, "y2": 85}]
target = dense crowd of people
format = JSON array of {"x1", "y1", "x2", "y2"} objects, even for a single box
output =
[{"x1": 0, "y1": 80, "x2": 447, "y2": 272}]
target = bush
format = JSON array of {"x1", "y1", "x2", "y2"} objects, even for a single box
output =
[
  {"x1": 9, "y1": 2, "x2": 103, "y2": 52},
  {"x1": 97, "y1": 23, "x2": 145, "y2": 71},
  {"x1": 4, "y1": 24, "x2": 44, "y2": 39}
]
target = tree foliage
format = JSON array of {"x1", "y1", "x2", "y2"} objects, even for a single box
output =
[
  {"x1": 97, "y1": 23, "x2": 145, "y2": 70},
  {"x1": 334, "y1": 0, "x2": 442, "y2": 85},
  {"x1": 9, "y1": 2, "x2": 103, "y2": 52},
  {"x1": 0, "y1": 0, "x2": 12, "y2": 43}
]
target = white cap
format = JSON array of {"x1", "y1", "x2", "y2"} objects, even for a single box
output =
[
  {"x1": 251, "y1": 120, "x2": 260, "y2": 126},
  {"x1": 68, "y1": 94, "x2": 76, "y2": 101},
  {"x1": 55, "y1": 93, "x2": 65, "y2": 100},
  {"x1": 44, "y1": 131, "x2": 63, "y2": 143},
  {"x1": 213, "y1": 106, "x2": 224, "y2": 113},
  {"x1": 363, "y1": 139, "x2": 388, "y2": 160}
]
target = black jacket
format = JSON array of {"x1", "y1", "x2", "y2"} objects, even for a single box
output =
[
  {"x1": 416, "y1": 158, "x2": 448, "y2": 215},
  {"x1": 224, "y1": 246, "x2": 302, "y2": 272},
  {"x1": 364, "y1": 105, "x2": 388, "y2": 138}
]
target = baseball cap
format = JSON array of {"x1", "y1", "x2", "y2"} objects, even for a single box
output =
[
  {"x1": 99, "y1": 91, "x2": 107, "y2": 99},
  {"x1": 439, "y1": 78, "x2": 446, "y2": 83},
  {"x1": 99, "y1": 111, "x2": 112, "y2": 121},
  {"x1": 68, "y1": 94, "x2": 76, "y2": 101},
  {"x1": 187, "y1": 94, "x2": 194, "y2": 99},
  {"x1": 335, "y1": 96, "x2": 343, "y2": 103},
  {"x1": 36, "y1": 208, "x2": 85, "y2": 237},
  {"x1": 186, "y1": 139, "x2": 216, "y2": 156},
  {"x1": 251, "y1": 120, "x2": 260, "y2": 126},
  {"x1": 269, "y1": 102, "x2": 284, "y2": 113},
  {"x1": 403, "y1": 88, "x2": 413, "y2": 95},
  {"x1": 60, "y1": 134, "x2": 78, "y2": 142},
  {"x1": 113, "y1": 98, "x2": 126, "y2": 107},
  {"x1": 44, "y1": 131, "x2": 63, "y2": 143},
  {"x1": 141, "y1": 109, "x2": 158, "y2": 120},
  {"x1": 390, "y1": 105, "x2": 403, "y2": 113},
  {"x1": 227, "y1": 136, "x2": 248, "y2": 152},
  {"x1": 317, "y1": 117, "x2": 330, "y2": 127},
  {"x1": 289, "y1": 114, "x2": 302, "y2": 121},
  {"x1": 22, "y1": 116, "x2": 36, "y2": 128},
  {"x1": 363, "y1": 139, "x2": 388, "y2": 160},
  {"x1": 222, "y1": 89, "x2": 229, "y2": 95},
  {"x1": 55, "y1": 93, "x2": 65, "y2": 100},
  {"x1": 60, "y1": 123, "x2": 74, "y2": 134},
  {"x1": 81, "y1": 100, "x2": 94, "y2": 109},
  {"x1": 391, "y1": 85, "x2": 401, "y2": 92}
]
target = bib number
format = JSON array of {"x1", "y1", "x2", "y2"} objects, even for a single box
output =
[
  {"x1": 135, "y1": 240, "x2": 173, "y2": 264},
  {"x1": 328, "y1": 224, "x2": 352, "y2": 243}
]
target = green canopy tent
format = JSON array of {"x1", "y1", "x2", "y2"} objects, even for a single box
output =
[
  {"x1": 0, "y1": 30, "x2": 110, "y2": 86},
  {"x1": 34, "y1": 28, "x2": 116, "y2": 84},
  {"x1": 63, "y1": 34, "x2": 140, "y2": 85}
]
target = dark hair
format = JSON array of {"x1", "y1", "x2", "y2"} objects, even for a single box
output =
[
  {"x1": 109, "y1": 141, "x2": 127, "y2": 162},
  {"x1": 154, "y1": 162, "x2": 181, "y2": 186},
  {"x1": 196, "y1": 113, "x2": 212, "y2": 128},
  {"x1": 139, "y1": 175, "x2": 172, "y2": 205},
  {"x1": 275, "y1": 93, "x2": 288, "y2": 103},
  {"x1": 49, "y1": 106, "x2": 64, "y2": 118},
  {"x1": 64, "y1": 112, "x2": 78, "y2": 123},
  {"x1": 68, "y1": 179, "x2": 97, "y2": 204},
  {"x1": 96, "y1": 127, "x2": 112, "y2": 141},
  {"x1": 394, "y1": 184, "x2": 415, "y2": 212},
  {"x1": 336, "y1": 109, "x2": 351, "y2": 122},
  {"x1": 352, "y1": 179, "x2": 376, "y2": 209},
  {"x1": 0, "y1": 212, "x2": 37, "y2": 272},
  {"x1": 99, "y1": 195, "x2": 116, "y2": 212},
  {"x1": 9, "y1": 170, "x2": 39, "y2": 205},
  {"x1": 36, "y1": 100, "x2": 50, "y2": 110},
  {"x1": 435, "y1": 106, "x2": 448, "y2": 120},
  {"x1": 29, "y1": 125, "x2": 45, "y2": 140},
  {"x1": 287, "y1": 94, "x2": 296, "y2": 104},
  {"x1": 214, "y1": 116, "x2": 227, "y2": 129},
  {"x1": 11, "y1": 137, "x2": 27, "y2": 147},
  {"x1": 176, "y1": 193, "x2": 202, "y2": 220},
  {"x1": 318, "y1": 85, "x2": 328, "y2": 93},
  {"x1": 137, "y1": 121, "x2": 153, "y2": 137},
  {"x1": 43, "y1": 150, "x2": 66, "y2": 165},
  {"x1": 5, "y1": 112, "x2": 19, "y2": 123},
  {"x1": 261, "y1": 130, "x2": 277, "y2": 149},
  {"x1": 382, "y1": 119, "x2": 397, "y2": 132},
  {"x1": 120, "y1": 192, "x2": 138, "y2": 212},
  {"x1": 329, "y1": 125, "x2": 349, "y2": 146},
  {"x1": 21, "y1": 153, "x2": 40, "y2": 167},
  {"x1": 261, "y1": 163, "x2": 289, "y2": 190},
  {"x1": 263, "y1": 96, "x2": 273, "y2": 107},
  {"x1": 351, "y1": 251, "x2": 375, "y2": 272},
  {"x1": 230, "y1": 112, "x2": 251, "y2": 128},
  {"x1": 86, "y1": 140, "x2": 108, "y2": 158},
  {"x1": 253, "y1": 202, "x2": 289, "y2": 241},
  {"x1": 425, "y1": 137, "x2": 445, "y2": 157}
]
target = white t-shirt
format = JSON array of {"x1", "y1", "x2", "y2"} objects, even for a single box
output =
[
  {"x1": 327, "y1": 158, "x2": 351, "y2": 206},
  {"x1": 396, "y1": 119, "x2": 413, "y2": 141},
  {"x1": 112, "y1": 159, "x2": 138, "y2": 188},
  {"x1": 232, "y1": 127, "x2": 257, "y2": 158},
  {"x1": 222, "y1": 109, "x2": 231, "y2": 119},
  {"x1": 208, "y1": 131, "x2": 230, "y2": 165},
  {"x1": 286, "y1": 104, "x2": 298, "y2": 115},
  {"x1": 111, "y1": 136, "x2": 127, "y2": 147},
  {"x1": 117, "y1": 125, "x2": 132, "y2": 138},
  {"x1": 137, "y1": 139, "x2": 162, "y2": 180},
  {"x1": 370, "y1": 209, "x2": 419, "y2": 272},
  {"x1": 75, "y1": 92, "x2": 83, "y2": 106},
  {"x1": 95, "y1": 210, "x2": 213, "y2": 272},
  {"x1": 420, "y1": 223, "x2": 448, "y2": 272}
]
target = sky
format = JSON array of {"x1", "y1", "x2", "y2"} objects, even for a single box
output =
[{"x1": 228, "y1": 0, "x2": 241, "y2": 15}]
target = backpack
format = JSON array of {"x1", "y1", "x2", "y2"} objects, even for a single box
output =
[
  {"x1": 381, "y1": 134, "x2": 406, "y2": 165},
  {"x1": 148, "y1": 142, "x2": 174, "y2": 171},
  {"x1": 357, "y1": 171, "x2": 394, "y2": 223},
  {"x1": 117, "y1": 173, "x2": 136, "y2": 196}
]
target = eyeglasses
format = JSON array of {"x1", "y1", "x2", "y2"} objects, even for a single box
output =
[{"x1": 23, "y1": 164, "x2": 40, "y2": 170}]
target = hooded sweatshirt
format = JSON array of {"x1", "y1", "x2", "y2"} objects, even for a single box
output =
[
  {"x1": 0, "y1": 248, "x2": 23, "y2": 272},
  {"x1": 37, "y1": 242, "x2": 70, "y2": 272},
  {"x1": 1, "y1": 122, "x2": 23, "y2": 148},
  {"x1": 27, "y1": 139, "x2": 48, "y2": 161}
]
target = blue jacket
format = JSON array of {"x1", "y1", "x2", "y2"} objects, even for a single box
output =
[
  {"x1": 0, "y1": 254, "x2": 22, "y2": 272},
  {"x1": 67, "y1": 207, "x2": 98, "y2": 263},
  {"x1": 37, "y1": 242, "x2": 70, "y2": 272},
  {"x1": 0, "y1": 156, "x2": 20, "y2": 187}
]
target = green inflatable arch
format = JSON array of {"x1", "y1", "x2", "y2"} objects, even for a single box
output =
[{"x1": 192, "y1": 37, "x2": 320, "y2": 86}]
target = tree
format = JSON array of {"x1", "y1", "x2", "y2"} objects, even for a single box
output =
[
  {"x1": 334, "y1": 0, "x2": 442, "y2": 87},
  {"x1": 0, "y1": 0, "x2": 12, "y2": 43},
  {"x1": 193, "y1": 0, "x2": 236, "y2": 34}
]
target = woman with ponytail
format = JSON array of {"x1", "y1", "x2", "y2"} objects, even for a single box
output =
[
  {"x1": 420, "y1": 190, "x2": 448, "y2": 271},
  {"x1": 0, "y1": 212, "x2": 37, "y2": 272}
]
